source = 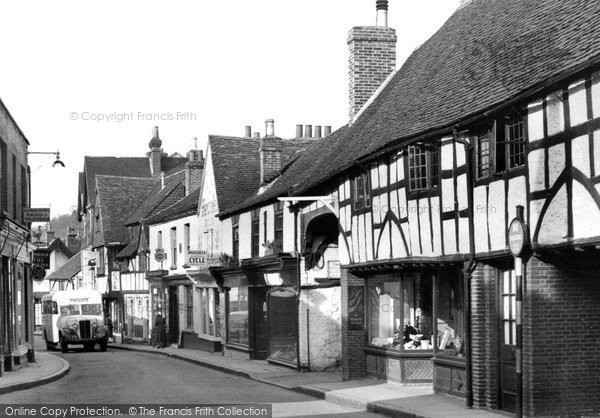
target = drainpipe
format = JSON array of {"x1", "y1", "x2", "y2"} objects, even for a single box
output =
[
  {"x1": 293, "y1": 204, "x2": 302, "y2": 372},
  {"x1": 455, "y1": 129, "x2": 475, "y2": 408}
]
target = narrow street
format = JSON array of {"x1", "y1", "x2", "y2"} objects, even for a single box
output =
[{"x1": 0, "y1": 337, "x2": 384, "y2": 417}]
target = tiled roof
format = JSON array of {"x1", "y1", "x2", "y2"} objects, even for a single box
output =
[
  {"x1": 116, "y1": 237, "x2": 140, "y2": 259},
  {"x1": 219, "y1": 127, "x2": 349, "y2": 217},
  {"x1": 146, "y1": 188, "x2": 201, "y2": 225},
  {"x1": 94, "y1": 175, "x2": 159, "y2": 246},
  {"x1": 47, "y1": 238, "x2": 75, "y2": 259},
  {"x1": 124, "y1": 171, "x2": 186, "y2": 226},
  {"x1": 221, "y1": 0, "x2": 600, "y2": 216},
  {"x1": 46, "y1": 252, "x2": 81, "y2": 281},
  {"x1": 209, "y1": 135, "x2": 312, "y2": 213}
]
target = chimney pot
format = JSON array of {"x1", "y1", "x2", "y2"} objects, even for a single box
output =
[
  {"x1": 245, "y1": 126, "x2": 252, "y2": 138},
  {"x1": 265, "y1": 119, "x2": 275, "y2": 137},
  {"x1": 324, "y1": 126, "x2": 332, "y2": 136},
  {"x1": 296, "y1": 124, "x2": 304, "y2": 138},
  {"x1": 376, "y1": 0, "x2": 388, "y2": 27},
  {"x1": 314, "y1": 126, "x2": 322, "y2": 139},
  {"x1": 304, "y1": 125, "x2": 313, "y2": 138}
]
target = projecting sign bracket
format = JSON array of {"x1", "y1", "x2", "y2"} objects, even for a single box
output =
[{"x1": 277, "y1": 196, "x2": 338, "y2": 215}]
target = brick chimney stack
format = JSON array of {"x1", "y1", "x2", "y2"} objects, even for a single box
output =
[
  {"x1": 347, "y1": 0, "x2": 397, "y2": 121},
  {"x1": 185, "y1": 149, "x2": 205, "y2": 195},
  {"x1": 147, "y1": 126, "x2": 167, "y2": 177},
  {"x1": 259, "y1": 119, "x2": 282, "y2": 185},
  {"x1": 66, "y1": 226, "x2": 81, "y2": 254}
]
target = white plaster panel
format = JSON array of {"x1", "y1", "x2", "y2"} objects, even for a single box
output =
[
  {"x1": 339, "y1": 234, "x2": 351, "y2": 266},
  {"x1": 573, "y1": 181, "x2": 600, "y2": 240},
  {"x1": 430, "y1": 196, "x2": 442, "y2": 256},
  {"x1": 371, "y1": 167, "x2": 379, "y2": 190},
  {"x1": 390, "y1": 190, "x2": 400, "y2": 219},
  {"x1": 572, "y1": 135, "x2": 591, "y2": 177},
  {"x1": 529, "y1": 199, "x2": 544, "y2": 244},
  {"x1": 488, "y1": 180, "x2": 506, "y2": 251},
  {"x1": 473, "y1": 186, "x2": 489, "y2": 253},
  {"x1": 507, "y1": 176, "x2": 528, "y2": 223},
  {"x1": 378, "y1": 193, "x2": 389, "y2": 223},
  {"x1": 537, "y1": 185, "x2": 568, "y2": 245},
  {"x1": 390, "y1": 159, "x2": 397, "y2": 184},
  {"x1": 351, "y1": 216, "x2": 359, "y2": 262},
  {"x1": 527, "y1": 100, "x2": 544, "y2": 141},
  {"x1": 401, "y1": 222, "x2": 412, "y2": 256},
  {"x1": 344, "y1": 179, "x2": 351, "y2": 202},
  {"x1": 339, "y1": 205, "x2": 347, "y2": 234},
  {"x1": 442, "y1": 178, "x2": 455, "y2": 211},
  {"x1": 441, "y1": 142, "x2": 454, "y2": 171},
  {"x1": 456, "y1": 174, "x2": 468, "y2": 212},
  {"x1": 365, "y1": 214, "x2": 374, "y2": 262},
  {"x1": 358, "y1": 214, "x2": 366, "y2": 263},
  {"x1": 548, "y1": 143, "x2": 565, "y2": 186},
  {"x1": 458, "y1": 218, "x2": 470, "y2": 254},
  {"x1": 595, "y1": 131, "x2": 600, "y2": 176},
  {"x1": 372, "y1": 195, "x2": 382, "y2": 225},
  {"x1": 419, "y1": 198, "x2": 433, "y2": 256},
  {"x1": 569, "y1": 79, "x2": 588, "y2": 127},
  {"x1": 455, "y1": 143, "x2": 466, "y2": 167},
  {"x1": 407, "y1": 199, "x2": 420, "y2": 255},
  {"x1": 391, "y1": 222, "x2": 406, "y2": 259},
  {"x1": 379, "y1": 162, "x2": 388, "y2": 188},
  {"x1": 397, "y1": 157, "x2": 405, "y2": 181},
  {"x1": 546, "y1": 93, "x2": 565, "y2": 135},
  {"x1": 528, "y1": 149, "x2": 546, "y2": 193},
  {"x1": 338, "y1": 182, "x2": 345, "y2": 201},
  {"x1": 593, "y1": 71, "x2": 600, "y2": 119},
  {"x1": 443, "y1": 219, "x2": 457, "y2": 255},
  {"x1": 398, "y1": 188, "x2": 407, "y2": 219},
  {"x1": 378, "y1": 223, "x2": 391, "y2": 260}
]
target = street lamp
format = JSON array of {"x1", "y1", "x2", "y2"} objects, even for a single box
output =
[{"x1": 26, "y1": 150, "x2": 65, "y2": 167}]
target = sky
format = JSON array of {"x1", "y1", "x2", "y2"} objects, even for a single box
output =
[{"x1": 0, "y1": 0, "x2": 461, "y2": 217}]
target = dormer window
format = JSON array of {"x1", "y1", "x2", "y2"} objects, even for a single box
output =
[{"x1": 407, "y1": 144, "x2": 439, "y2": 192}]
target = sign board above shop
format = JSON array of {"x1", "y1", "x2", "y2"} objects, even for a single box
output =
[
  {"x1": 188, "y1": 250, "x2": 221, "y2": 267},
  {"x1": 23, "y1": 208, "x2": 51, "y2": 223},
  {"x1": 33, "y1": 248, "x2": 50, "y2": 269}
]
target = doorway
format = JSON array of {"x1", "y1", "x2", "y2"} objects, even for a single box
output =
[
  {"x1": 499, "y1": 269, "x2": 517, "y2": 413},
  {"x1": 168, "y1": 287, "x2": 179, "y2": 344},
  {"x1": 249, "y1": 287, "x2": 268, "y2": 360}
]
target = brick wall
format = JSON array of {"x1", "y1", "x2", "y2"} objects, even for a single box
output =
[
  {"x1": 347, "y1": 26, "x2": 397, "y2": 120},
  {"x1": 185, "y1": 161, "x2": 204, "y2": 195},
  {"x1": 470, "y1": 262, "x2": 499, "y2": 409},
  {"x1": 523, "y1": 255, "x2": 600, "y2": 417},
  {"x1": 341, "y1": 268, "x2": 367, "y2": 380}
]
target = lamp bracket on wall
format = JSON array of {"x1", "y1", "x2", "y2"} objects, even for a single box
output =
[{"x1": 27, "y1": 150, "x2": 65, "y2": 167}]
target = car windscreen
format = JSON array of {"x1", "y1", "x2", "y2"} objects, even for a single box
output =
[
  {"x1": 60, "y1": 304, "x2": 81, "y2": 315},
  {"x1": 81, "y1": 304, "x2": 102, "y2": 315}
]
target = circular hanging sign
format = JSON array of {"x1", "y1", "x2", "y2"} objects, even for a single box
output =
[
  {"x1": 32, "y1": 266, "x2": 46, "y2": 282},
  {"x1": 508, "y1": 218, "x2": 527, "y2": 257},
  {"x1": 154, "y1": 249, "x2": 167, "y2": 263}
]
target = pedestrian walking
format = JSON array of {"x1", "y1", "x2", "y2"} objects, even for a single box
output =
[{"x1": 153, "y1": 312, "x2": 167, "y2": 348}]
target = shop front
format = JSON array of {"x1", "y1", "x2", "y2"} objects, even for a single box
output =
[
  {"x1": 185, "y1": 268, "x2": 221, "y2": 352},
  {"x1": 349, "y1": 263, "x2": 465, "y2": 392},
  {"x1": 146, "y1": 270, "x2": 189, "y2": 346},
  {"x1": 212, "y1": 255, "x2": 299, "y2": 366}
]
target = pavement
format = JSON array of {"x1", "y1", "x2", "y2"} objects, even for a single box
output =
[
  {"x1": 0, "y1": 334, "x2": 505, "y2": 417},
  {"x1": 109, "y1": 342, "x2": 507, "y2": 418},
  {"x1": 0, "y1": 352, "x2": 69, "y2": 395}
]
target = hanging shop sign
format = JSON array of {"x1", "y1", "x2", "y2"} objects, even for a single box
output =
[
  {"x1": 23, "y1": 208, "x2": 51, "y2": 223},
  {"x1": 33, "y1": 248, "x2": 51, "y2": 269},
  {"x1": 32, "y1": 266, "x2": 46, "y2": 282}
]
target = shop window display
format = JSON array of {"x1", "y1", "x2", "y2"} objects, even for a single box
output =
[
  {"x1": 436, "y1": 272, "x2": 465, "y2": 357},
  {"x1": 368, "y1": 272, "x2": 433, "y2": 350},
  {"x1": 227, "y1": 287, "x2": 249, "y2": 345}
]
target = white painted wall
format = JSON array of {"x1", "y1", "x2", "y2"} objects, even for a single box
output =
[{"x1": 148, "y1": 214, "x2": 199, "y2": 273}]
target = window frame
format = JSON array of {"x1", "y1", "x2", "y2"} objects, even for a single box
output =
[
  {"x1": 251, "y1": 209, "x2": 260, "y2": 258},
  {"x1": 352, "y1": 171, "x2": 372, "y2": 211},
  {"x1": 407, "y1": 143, "x2": 440, "y2": 193},
  {"x1": 232, "y1": 216, "x2": 240, "y2": 262}
]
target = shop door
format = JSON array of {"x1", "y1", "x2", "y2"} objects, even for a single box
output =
[
  {"x1": 250, "y1": 287, "x2": 268, "y2": 360},
  {"x1": 267, "y1": 290, "x2": 298, "y2": 365},
  {"x1": 499, "y1": 270, "x2": 517, "y2": 413},
  {"x1": 168, "y1": 287, "x2": 179, "y2": 344}
]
